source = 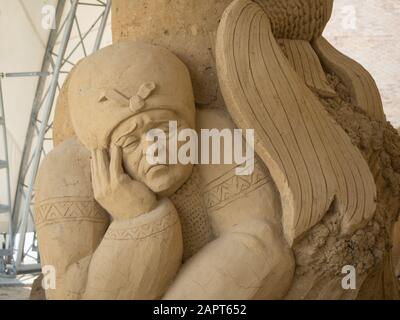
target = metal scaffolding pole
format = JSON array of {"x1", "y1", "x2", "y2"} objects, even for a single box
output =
[
  {"x1": 14, "y1": 0, "x2": 79, "y2": 270},
  {"x1": 9, "y1": 0, "x2": 112, "y2": 274},
  {"x1": 93, "y1": 0, "x2": 112, "y2": 52},
  {"x1": 0, "y1": 78, "x2": 13, "y2": 276}
]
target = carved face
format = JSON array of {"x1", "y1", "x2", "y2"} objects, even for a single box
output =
[{"x1": 111, "y1": 109, "x2": 193, "y2": 197}]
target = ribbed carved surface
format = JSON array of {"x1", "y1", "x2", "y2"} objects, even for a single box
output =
[
  {"x1": 277, "y1": 38, "x2": 337, "y2": 97},
  {"x1": 216, "y1": 0, "x2": 376, "y2": 245},
  {"x1": 254, "y1": 0, "x2": 333, "y2": 40}
]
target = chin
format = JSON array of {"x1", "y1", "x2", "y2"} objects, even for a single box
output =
[{"x1": 146, "y1": 165, "x2": 193, "y2": 197}]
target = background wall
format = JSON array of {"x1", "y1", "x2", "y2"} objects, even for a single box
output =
[
  {"x1": 0, "y1": 0, "x2": 56, "y2": 232},
  {"x1": 324, "y1": 0, "x2": 400, "y2": 128},
  {"x1": 0, "y1": 0, "x2": 112, "y2": 234}
]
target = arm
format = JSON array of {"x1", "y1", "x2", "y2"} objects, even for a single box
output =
[
  {"x1": 34, "y1": 138, "x2": 109, "y2": 300},
  {"x1": 36, "y1": 142, "x2": 182, "y2": 299},
  {"x1": 164, "y1": 109, "x2": 295, "y2": 300},
  {"x1": 163, "y1": 219, "x2": 294, "y2": 300},
  {"x1": 81, "y1": 146, "x2": 182, "y2": 299}
]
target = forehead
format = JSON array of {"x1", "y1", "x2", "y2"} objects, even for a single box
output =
[{"x1": 111, "y1": 109, "x2": 182, "y2": 139}]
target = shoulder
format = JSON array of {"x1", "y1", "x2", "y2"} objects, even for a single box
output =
[
  {"x1": 35, "y1": 138, "x2": 92, "y2": 199},
  {"x1": 196, "y1": 107, "x2": 235, "y2": 131}
]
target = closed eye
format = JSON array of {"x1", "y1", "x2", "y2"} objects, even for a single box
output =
[{"x1": 123, "y1": 138, "x2": 140, "y2": 149}]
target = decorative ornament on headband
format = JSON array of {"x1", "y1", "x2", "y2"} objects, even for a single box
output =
[{"x1": 98, "y1": 82, "x2": 157, "y2": 114}]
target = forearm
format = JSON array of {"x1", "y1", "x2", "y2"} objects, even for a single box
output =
[
  {"x1": 35, "y1": 200, "x2": 109, "y2": 299},
  {"x1": 83, "y1": 198, "x2": 183, "y2": 300},
  {"x1": 163, "y1": 220, "x2": 294, "y2": 300}
]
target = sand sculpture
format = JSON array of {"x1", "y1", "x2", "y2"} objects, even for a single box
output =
[{"x1": 35, "y1": 0, "x2": 400, "y2": 299}]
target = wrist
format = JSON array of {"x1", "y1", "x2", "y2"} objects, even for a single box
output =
[{"x1": 106, "y1": 198, "x2": 178, "y2": 232}]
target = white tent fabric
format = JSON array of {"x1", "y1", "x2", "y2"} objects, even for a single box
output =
[
  {"x1": 324, "y1": 0, "x2": 400, "y2": 128},
  {"x1": 0, "y1": 0, "x2": 112, "y2": 233},
  {"x1": 0, "y1": 0, "x2": 56, "y2": 232}
]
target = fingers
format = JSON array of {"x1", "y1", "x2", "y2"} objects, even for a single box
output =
[
  {"x1": 110, "y1": 145, "x2": 128, "y2": 184},
  {"x1": 96, "y1": 149, "x2": 110, "y2": 185},
  {"x1": 91, "y1": 149, "x2": 110, "y2": 196},
  {"x1": 90, "y1": 150, "x2": 99, "y2": 194}
]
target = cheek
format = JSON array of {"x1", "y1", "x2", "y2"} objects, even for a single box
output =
[
  {"x1": 176, "y1": 162, "x2": 192, "y2": 174},
  {"x1": 121, "y1": 150, "x2": 141, "y2": 178},
  {"x1": 145, "y1": 164, "x2": 193, "y2": 196},
  {"x1": 168, "y1": 163, "x2": 193, "y2": 184}
]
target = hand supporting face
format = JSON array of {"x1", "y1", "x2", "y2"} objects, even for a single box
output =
[{"x1": 91, "y1": 145, "x2": 157, "y2": 220}]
